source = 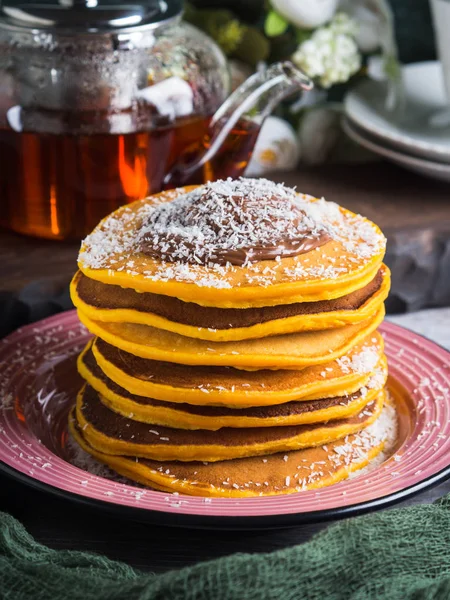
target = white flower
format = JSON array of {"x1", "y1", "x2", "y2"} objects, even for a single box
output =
[
  {"x1": 246, "y1": 116, "x2": 300, "y2": 176},
  {"x1": 292, "y1": 13, "x2": 361, "y2": 88},
  {"x1": 271, "y1": 0, "x2": 338, "y2": 29},
  {"x1": 298, "y1": 105, "x2": 341, "y2": 165},
  {"x1": 340, "y1": 1, "x2": 403, "y2": 111},
  {"x1": 352, "y1": 5, "x2": 382, "y2": 53}
]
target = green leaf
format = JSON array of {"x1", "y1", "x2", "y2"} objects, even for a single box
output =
[
  {"x1": 384, "y1": 55, "x2": 402, "y2": 81},
  {"x1": 233, "y1": 26, "x2": 270, "y2": 66},
  {"x1": 264, "y1": 10, "x2": 289, "y2": 37}
]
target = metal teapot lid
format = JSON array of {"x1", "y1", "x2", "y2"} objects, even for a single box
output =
[{"x1": 0, "y1": 0, "x2": 182, "y2": 32}]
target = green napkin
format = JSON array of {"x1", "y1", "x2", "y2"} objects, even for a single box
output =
[{"x1": 3, "y1": 495, "x2": 450, "y2": 600}]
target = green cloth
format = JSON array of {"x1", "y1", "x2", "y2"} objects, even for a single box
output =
[{"x1": 3, "y1": 497, "x2": 450, "y2": 600}]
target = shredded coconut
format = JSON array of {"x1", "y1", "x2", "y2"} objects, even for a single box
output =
[
  {"x1": 348, "y1": 402, "x2": 399, "y2": 478},
  {"x1": 78, "y1": 177, "x2": 386, "y2": 289},
  {"x1": 337, "y1": 345, "x2": 380, "y2": 375},
  {"x1": 136, "y1": 178, "x2": 328, "y2": 265}
]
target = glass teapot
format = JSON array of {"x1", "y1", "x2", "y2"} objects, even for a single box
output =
[{"x1": 0, "y1": 0, "x2": 312, "y2": 240}]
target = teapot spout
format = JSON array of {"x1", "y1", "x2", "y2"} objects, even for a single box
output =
[{"x1": 164, "y1": 61, "x2": 313, "y2": 188}]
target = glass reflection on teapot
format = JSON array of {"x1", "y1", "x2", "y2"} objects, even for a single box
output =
[{"x1": 0, "y1": 0, "x2": 312, "y2": 240}]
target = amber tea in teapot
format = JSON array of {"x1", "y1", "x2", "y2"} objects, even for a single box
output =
[
  {"x1": 0, "y1": 113, "x2": 260, "y2": 240},
  {"x1": 0, "y1": 0, "x2": 312, "y2": 240}
]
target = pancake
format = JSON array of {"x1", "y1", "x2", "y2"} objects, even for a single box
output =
[
  {"x1": 80, "y1": 343, "x2": 386, "y2": 429},
  {"x1": 70, "y1": 177, "x2": 391, "y2": 497},
  {"x1": 89, "y1": 333, "x2": 386, "y2": 407},
  {"x1": 69, "y1": 401, "x2": 396, "y2": 496},
  {"x1": 78, "y1": 180, "x2": 386, "y2": 308},
  {"x1": 70, "y1": 266, "x2": 390, "y2": 341},
  {"x1": 78, "y1": 305, "x2": 385, "y2": 369},
  {"x1": 75, "y1": 384, "x2": 384, "y2": 462}
]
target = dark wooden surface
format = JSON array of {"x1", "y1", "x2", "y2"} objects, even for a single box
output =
[{"x1": 1, "y1": 161, "x2": 450, "y2": 573}]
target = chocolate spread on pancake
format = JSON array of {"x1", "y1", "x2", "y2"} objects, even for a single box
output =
[
  {"x1": 137, "y1": 178, "x2": 331, "y2": 266},
  {"x1": 211, "y1": 232, "x2": 331, "y2": 266}
]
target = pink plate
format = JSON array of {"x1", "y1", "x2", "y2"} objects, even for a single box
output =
[{"x1": 1, "y1": 310, "x2": 450, "y2": 528}]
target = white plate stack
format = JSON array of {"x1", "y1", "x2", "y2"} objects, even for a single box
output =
[{"x1": 344, "y1": 61, "x2": 450, "y2": 183}]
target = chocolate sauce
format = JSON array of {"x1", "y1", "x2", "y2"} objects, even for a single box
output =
[
  {"x1": 138, "y1": 182, "x2": 332, "y2": 266},
  {"x1": 211, "y1": 231, "x2": 331, "y2": 266}
]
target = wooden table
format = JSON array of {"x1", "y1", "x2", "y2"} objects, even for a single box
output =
[{"x1": 1, "y1": 161, "x2": 450, "y2": 573}]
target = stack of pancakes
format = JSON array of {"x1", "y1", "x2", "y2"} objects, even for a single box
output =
[{"x1": 69, "y1": 178, "x2": 393, "y2": 497}]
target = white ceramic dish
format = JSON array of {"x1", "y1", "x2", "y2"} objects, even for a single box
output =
[
  {"x1": 345, "y1": 62, "x2": 450, "y2": 164},
  {"x1": 342, "y1": 117, "x2": 450, "y2": 183}
]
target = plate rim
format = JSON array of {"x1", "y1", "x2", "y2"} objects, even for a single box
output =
[
  {"x1": 2, "y1": 450, "x2": 450, "y2": 530},
  {"x1": 2, "y1": 314, "x2": 450, "y2": 529},
  {"x1": 344, "y1": 61, "x2": 450, "y2": 161}
]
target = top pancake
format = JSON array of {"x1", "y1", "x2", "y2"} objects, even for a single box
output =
[{"x1": 78, "y1": 179, "x2": 386, "y2": 308}]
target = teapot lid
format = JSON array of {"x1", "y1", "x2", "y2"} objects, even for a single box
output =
[{"x1": 0, "y1": 0, "x2": 182, "y2": 32}]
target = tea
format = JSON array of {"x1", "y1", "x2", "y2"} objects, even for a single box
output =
[{"x1": 0, "y1": 115, "x2": 259, "y2": 240}]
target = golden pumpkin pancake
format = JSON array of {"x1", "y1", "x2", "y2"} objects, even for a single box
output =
[
  {"x1": 78, "y1": 305, "x2": 384, "y2": 369},
  {"x1": 70, "y1": 266, "x2": 390, "y2": 341},
  {"x1": 69, "y1": 401, "x2": 396, "y2": 496},
  {"x1": 77, "y1": 179, "x2": 386, "y2": 308},
  {"x1": 89, "y1": 333, "x2": 386, "y2": 407},
  {"x1": 79, "y1": 343, "x2": 386, "y2": 429},
  {"x1": 75, "y1": 384, "x2": 384, "y2": 462}
]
